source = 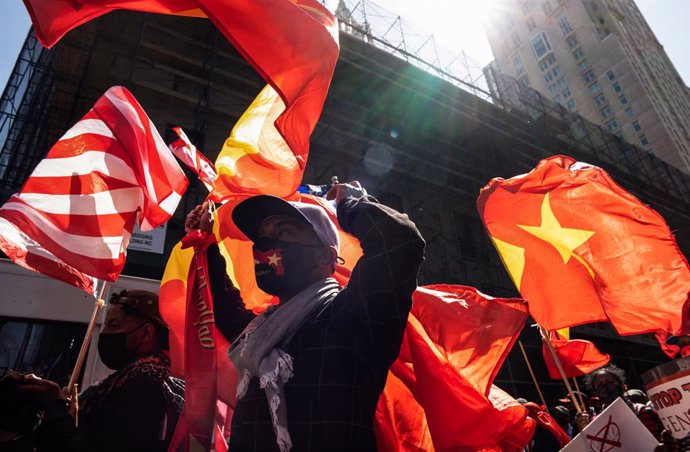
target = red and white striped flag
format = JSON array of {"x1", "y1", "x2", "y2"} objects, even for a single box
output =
[
  {"x1": 0, "y1": 86, "x2": 188, "y2": 294},
  {"x1": 168, "y1": 126, "x2": 218, "y2": 197}
]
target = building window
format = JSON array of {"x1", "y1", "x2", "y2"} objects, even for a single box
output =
[
  {"x1": 531, "y1": 32, "x2": 552, "y2": 59},
  {"x1": 566, "y1": 36, "x2": 578, "y2": 49},
  {"x1": 632, "y1": 120, "x2": 642, "y2": 132},
  {"x1": 593, "y1": 93, "x2": 607, "y2": 106},
  {"x1": 549, "y1": 83, "x2": 559, "y2": 95},
  {"x1": 583, "y1": 70, "x2": 596, "y2": 83},
  {"x1": 544, "y1": 72, "x2": 554, "y2": 83},
  {"x1": 566, "y1": 99, "x2": 577, "y2": 111},
  {"x1": 625, "y1": 107, "x2": 634, "y2": 118},
  {"x1": 557, "y1": 77, "x2": 567, "y2": 88},
  {"x1": 546, "y1": 54, "x2": 556, "y2": 66},
  {"x1": 551, "y1": 65, "x2": 561, "y2": 77},
  {"x1": 513, "y1": 53, "x2": 526, "y2": 75},
  {"x1": 520, "y1": 76, "x2": 531, "y2": 86},
  {"x1": 554, "y1": 94, "x2": 563, "y2": 104},
  {"x1": 572, "y1": 48, "x2": 585, "y2": 60},
  {"x1": 606, "y1": 119, "x2": 620, "y2": 131},
  {"x1": 512, "y1": 31, "x2": 521, "y2": 46},
  {"x1": 615, "y1": 131, "x2": 625, "y2": 141},
  {"x1": 639, "y1": 134, "x2": 649, "y2": 146},
  {"x1": 578, "y1": 59, "x2": 591, "y2": 71},
  {"x1": 600, "y1": 106, "x2": 613, "y2": 118},
  {"x1": 588, "y1": 81, "x2": 602, "y2": 95},
  {"x1": 606, "y1": 70, "x2": 616, "y2": 80},
  {"x1": 562, "y1": 87, "x2": 572, "y2": 98},
  {"x1": 527, "y1": 17, "x2": 537, "y2": 31},
  {"x1": 542, "y1": 1, "x2": 554, "y2": 16},
  {"x1": 618, "y1": 94, "x2": 628, "y2": 105},
  {"x1": 557, "y1": 12, "x2": 574, "y2": 35},
  {"x1": 612, "y1": 82, "x2": 622, "y2": 92},
  {"x1": 453, "y1": 213, "x2": 489, "y2": 260}
]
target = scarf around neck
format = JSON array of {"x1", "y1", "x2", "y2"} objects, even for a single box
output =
[{"x1": 228, "y1": 277, "x2": 340, "y2": 452}]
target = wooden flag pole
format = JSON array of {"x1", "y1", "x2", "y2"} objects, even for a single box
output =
[
  {"x1": 67, "y1": 281, "x2": 110, "y2": 393},
  {"x1": 518, "y1": 340, "x2": 548, "y2": 408},
  {"x1": 540, "y1": 325, "x2": 583, "y2": 413},
  {"x1": 572, "y1": 377, "x2": 586, "y2": 410}
]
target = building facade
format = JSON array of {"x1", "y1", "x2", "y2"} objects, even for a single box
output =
[
  {"x1": 1, "y1": 8, "x2": 689, "y2": 402},
  {"x1": 484, "y1": 0, "x2": 690, "y2": 174}
]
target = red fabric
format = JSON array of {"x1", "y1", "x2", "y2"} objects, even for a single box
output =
[
  {"x1": 168, "y1": 127, "x2": 218, "y2": 198},
  {"x1": 167, "y1": 231, "x2": 227, "y2": 452},
  {"x1": 0, "y1": 86, "x2": 187, "y2": 294},
  {"x1": 22, "y1": 0, "x2": 340, "y2": 199},
  {"x1": 523, "y1": 402, "x2": 571, "y2": 448},
  {"x1": 542, "y1": 331, "x2": 610, "y2": 379},
  {"x1": 477, "y1": 155, "x2": 690, "y2": 341},
  {"x1": 374, "y1": 286, "x2": 535, "y2": 452}
]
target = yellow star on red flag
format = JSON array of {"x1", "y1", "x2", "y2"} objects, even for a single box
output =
[{"x1": 518, "y1": 193, "x2": 595, "y2": 276}]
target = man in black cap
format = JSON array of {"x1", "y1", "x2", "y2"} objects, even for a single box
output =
[
  {"x1": 185, "y1": 181, "x2": 425, "y2": 452},
  {"x1": 4, "y1": 290, "x2": 184, "y2": 452}
]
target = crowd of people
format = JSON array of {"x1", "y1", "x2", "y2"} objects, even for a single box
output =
[{"x1": 0, "y1": 184, "x2": 682, "y2": 451}]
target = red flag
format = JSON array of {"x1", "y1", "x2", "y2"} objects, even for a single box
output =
[
  {"x1": 522, "y1": 401, "x2": 571, "y2": 449},
  {"x1": 542, "y1": 331, "x2": 610, "y2": 379},
  {"x1": 477, "y1": 155, "x2": 690, "y2": 340},
  {"x1": 168, "y1": 127, "x2": 218, "y2": 197},
  {"x1": 374, "y1": 285, "x2": 534, "y2": 452},
  {"x1": 22, "y1": 0, "x2": 340, "y2": 199},
  {"x1": 0, "y1": 86, "x2": 187, "y2": 294},
  {"x1": 167, "y1": 231, "x2": 227, "y2": 452}
]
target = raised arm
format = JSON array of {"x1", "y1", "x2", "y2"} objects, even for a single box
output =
[
  {"x1": 185, "y1": 202, "x2": 255, "y2": 343},
  {"x1": 331, "y1": 184, "x2": 425, "y2": 356}
]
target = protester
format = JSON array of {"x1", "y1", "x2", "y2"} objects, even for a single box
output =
[
  {"x1": 185, "y1": 181, "x2": 425, "y2": 452},
  {"x1": 2, "y1": 290, "x2": 184, "y2": 452},
  {"x1": 577, "y1": 364, "x2": 663, "y2": 441}
]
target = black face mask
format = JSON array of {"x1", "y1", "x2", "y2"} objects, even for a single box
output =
[
  {"x1": 595, "y1": 381, "x2": 623, "y2": 404},
  {"x1": 252, "y1": 237, "x2": 320, "y2": 297},
  {"x1": 97, "y1": 324, "x2": 144, "y2": 370}
]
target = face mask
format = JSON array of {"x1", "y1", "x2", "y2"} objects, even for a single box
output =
[
  {"x1": 97, "y1": 324, "x2": 144, "y2": 370},
  {"x1": 595, "y1": 381, "x2": 623, "y2": 404},
  {"x1": 253, "y1": 237, "x2": 320, "y2": 297}
]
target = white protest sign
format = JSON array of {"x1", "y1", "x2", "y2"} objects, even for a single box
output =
[
  {"x1": 127, "y1": 222, "x2": 167, "y2": 254},
  {"x1": 560, "y1": 398, "x2": 658, "y2": 452},
  {"x1": 645, "y1": 368, "x2": 690, "y2": 440}
]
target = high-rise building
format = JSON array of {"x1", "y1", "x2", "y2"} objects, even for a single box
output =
[{"x1": 484, "y1": 0, "x2": 690, "y2": 174}]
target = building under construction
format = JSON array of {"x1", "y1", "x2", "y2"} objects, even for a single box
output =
[{"x1": 1, "y1": 4, "x2": 689, "y2": 403}]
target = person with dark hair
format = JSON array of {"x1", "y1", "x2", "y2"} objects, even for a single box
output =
[
  {"x1": 3, "y1": 289, "x2": 184, "y2": 452},
  {"x1": 185, "y1": 181, "x2": 425, "y2": 452},
  {"x1": 577, "y1": 364, "x2": 663, "y2": 442}
]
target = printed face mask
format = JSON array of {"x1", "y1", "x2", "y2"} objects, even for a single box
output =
[{"x1": 252, "y1": 237, "x2": 320, "y2": 297}]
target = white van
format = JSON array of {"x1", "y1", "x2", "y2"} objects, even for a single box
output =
[{"x1": 0, "y1": 258, "x2": 160, "y2": 388}]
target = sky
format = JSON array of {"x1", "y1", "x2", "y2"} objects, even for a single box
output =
[{"x1": 1, "y1": 0, "x2": 688, "y2": 93}]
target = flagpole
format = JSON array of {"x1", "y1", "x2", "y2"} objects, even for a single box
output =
[
  {"x1": 518, "y1": 340, "x2": 548, "y2": 408},
  {"x1": 572, "y1": 377, "x2": 586, "y2": 410},
  {"x1": 67, "y1": 281, "x2": 110, "y2": 393},
  {"x1": 540, "y1": 325, "x2": 583, "y2": 413}
]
